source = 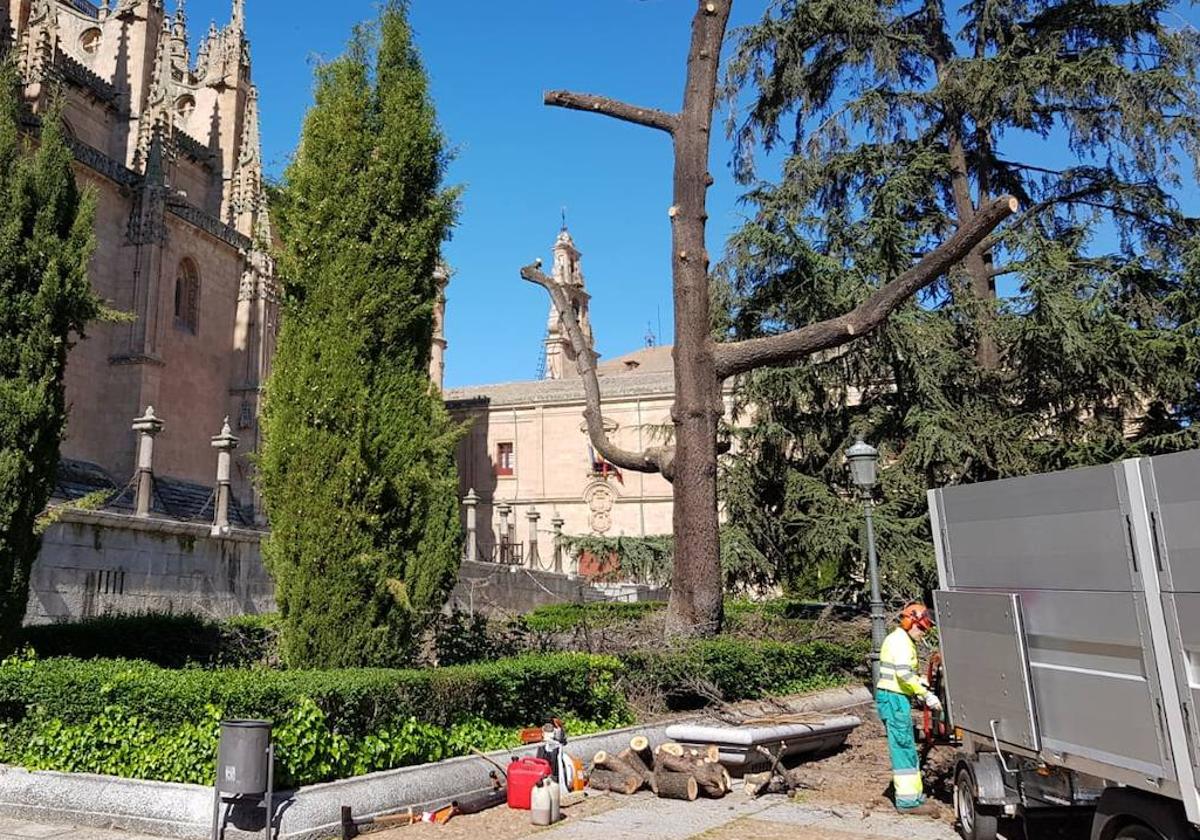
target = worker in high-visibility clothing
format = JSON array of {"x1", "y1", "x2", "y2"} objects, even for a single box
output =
[{"x1": 876, "y1": 603, "x2": 941, "y2": 815}]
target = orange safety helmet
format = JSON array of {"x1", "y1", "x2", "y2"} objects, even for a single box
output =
[{"x1": 900, "y1": 602, "x2": 935, "y2": 632}]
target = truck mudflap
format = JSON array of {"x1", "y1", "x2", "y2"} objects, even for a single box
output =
[
  {"x1": 959, "y1": 754, "x2": 1015, "y2": 808},
  {"x1": 1090, "y1": 788, "x2": 1197, "y2": 840}
]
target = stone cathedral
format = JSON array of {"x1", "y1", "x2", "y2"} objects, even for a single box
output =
[{"x1": 4, "y1": 0, "x2": 277, "y2": 521}]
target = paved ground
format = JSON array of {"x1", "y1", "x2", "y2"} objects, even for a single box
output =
[
  {"x1": 0, "y1": 816, "x2": 163, "y2": 840},
  {"x1": 371, "y1": 791, "x2": 957, "y2": 840},
  {"x1": 0, "y1": 794, "x2": 956, "y2": 840}
]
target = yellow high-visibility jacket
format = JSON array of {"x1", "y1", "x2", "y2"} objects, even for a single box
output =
[{"x1": 877, "y1": 626, "x2": 928, "y2": 696}]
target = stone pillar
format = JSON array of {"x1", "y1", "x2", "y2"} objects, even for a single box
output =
[
  {"x1": 463, "y1": 488, "x2": 478, "y2": 562},
  {"x1": 429, "y1": 263, "x2": 449, "y2": 391},
  {"x1": 526, "y1": 506, "x2": 541, "y2": 570},
  {"x1": 131, "y1": 406, "x2": 164, "y2": 517},
  {"x1": 210, "y1": 417, "x2": 240, "y2": 536},
  {"x1": 497, "y1": 502, "x2": 511, "y2": 563},
  {"x1": 551, "y1": 511, "x2": 565, "y2": 574}
]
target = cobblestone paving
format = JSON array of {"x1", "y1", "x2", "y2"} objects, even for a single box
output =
[
  {"x1": 0, "y1": 794, "x2": 959, "y2": 840},
  {"x1": 0, "y1": 817, "x2": 163, "y2": 840}
]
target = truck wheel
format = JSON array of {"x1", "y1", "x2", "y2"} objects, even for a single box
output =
[
  {"x1": 1114, "y1": 824, "x2": 1164, "y2": 840},
  {"x1": 955, "y1": 765, "x2": 1000, "y2": 840}
]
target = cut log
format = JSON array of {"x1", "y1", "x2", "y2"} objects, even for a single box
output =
[
  {"x1": 702, "y1": 744, "x2": 721, "y2": 764},
  {"x1": 587, "y1": 767, "x2": 641, "y2": 796},
  {"x1": 656, "y1": 752, "x2": 701, "y2": 775},
  {"x1": 657, "y1": 742, "x2": 685, "y2": 758},
  {"x1": 655, "y1": 770, "x2": 698, "y2": 801},
  {"x1": 690, "y1": 762, "x2": 728, "y2": 798},
  {"x1": 593, "y1": 751, "x2": 640, "y2": 781},
  {"x1": 618, "y1": 748, "x2": 655, "y2": 791},
  {"x1": 630, "y1": 735, "x2": 654, "y2": 771}
]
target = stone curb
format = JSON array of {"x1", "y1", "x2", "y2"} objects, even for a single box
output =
[{"x1": 0, "y1": 685, "x2": 871, "y2": 840}]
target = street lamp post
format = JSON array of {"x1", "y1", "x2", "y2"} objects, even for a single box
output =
[{"x1": 847, "y1": 437, "x2": 885, "y2": 688}]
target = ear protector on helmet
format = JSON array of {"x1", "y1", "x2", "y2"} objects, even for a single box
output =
[{"x1": 900, "y1": 603, "x2": 934, "y2": 632}]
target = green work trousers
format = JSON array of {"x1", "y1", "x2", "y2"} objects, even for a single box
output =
[{"x1": 875, "y1": 689, "x2": 925, "y2": 809}]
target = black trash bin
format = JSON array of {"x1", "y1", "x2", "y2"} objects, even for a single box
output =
[{"x1": 212, "y1": 719, "x2": 274, "y2": 840}]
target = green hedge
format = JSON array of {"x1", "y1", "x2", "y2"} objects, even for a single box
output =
[
  {"x1": 0, "y1": 651, "x2": 626, "y2": 735},
  {"x1": 17, "y1": 613, "x2": 280, "y2": 668},
  {"x1": 520, "y1": 601, "x2": 666, "y2": 633},
  {"x1": 0, "y1": 651, "x2": 628, "y2": 787},
  {"x1": 0, "y1": 638, "x2": 865, "y2": 787},
  {"x1": 619, "y1": 639, "x2": 868, "y2": 710}
]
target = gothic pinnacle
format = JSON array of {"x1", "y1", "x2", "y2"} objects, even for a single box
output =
[{"x1": 172, "y1": 0, "x2": 188, "y2": 40}]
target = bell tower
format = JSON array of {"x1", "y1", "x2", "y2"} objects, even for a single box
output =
[{"x1": 543, "y1": 226, "x2": 593, "y2": 380}]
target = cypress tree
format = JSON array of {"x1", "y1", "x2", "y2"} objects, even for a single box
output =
[
  {"x1": 719, "y1": 0, "x2": 1200, "y2": 597},
  {"x1": 0, "y1": 67, "x2": 101, "y2": 648},
  {"x1": 260, "y1": 2, "x2": 461, "y2": 668}
]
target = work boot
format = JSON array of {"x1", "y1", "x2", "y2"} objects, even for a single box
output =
[{"x1": 897, "y1": 801, "x2": 941, "y2": 817}]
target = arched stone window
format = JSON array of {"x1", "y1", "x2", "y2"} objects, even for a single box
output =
[
  {"x1": 174, "y1": 95, "x2": 195, "y2": 121},
  {"x1": 174, "y1": 258, "x2": 200, "y2": 334},
  {"x1": 80, "y1": 28, "x2": 102, "y2": 57}
]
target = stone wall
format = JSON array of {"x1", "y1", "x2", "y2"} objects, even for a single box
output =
[
  {"x1": 447, "y1": 560, "x2": 665, "y2": 616},
  {"x1": 27, "y1": 509, "x2": 273, "y2": 624},
  {"x1": 28, "y1": 516, "x2": 657, "y2": 625}
]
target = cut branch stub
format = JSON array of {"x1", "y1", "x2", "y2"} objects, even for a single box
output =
[
  {"x1": 544, "y1": 90, "x2": 679, "y2": 135},
  {"x1": 713, "y1": 195, "x2": 1019, "y2": 380},
  {"x1": 520, "y1": 261, "x2": 675, "y2": 479}
]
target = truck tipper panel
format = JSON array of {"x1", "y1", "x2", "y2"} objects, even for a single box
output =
[{"x1": 931, "y1": 457, "x2": 1193, "y2": 806}]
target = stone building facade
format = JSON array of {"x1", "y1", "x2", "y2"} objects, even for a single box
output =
[
  {"x1": 446, "y1": 228, "x2": 732, "y2": 577},
  {"x1": 5, "y1": 0, "x2": 277, "y2": 519}
]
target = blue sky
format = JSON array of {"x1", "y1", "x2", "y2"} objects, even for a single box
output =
[{"x1": 186, "y1": 0, "x2": 1199, "y2": 388}]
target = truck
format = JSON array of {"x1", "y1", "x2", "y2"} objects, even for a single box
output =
[{"x1": 929, "y1": 449, "x2": 1200, "y2": 840}]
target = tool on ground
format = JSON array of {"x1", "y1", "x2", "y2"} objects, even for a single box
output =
[
  {"x1": 529, "y1": 718, "x2": 584, "y2": 793},
  {"x1": 339, "y1": 783, "x2": 507, "y2": 838},
  {"x1": 469, "y1": 747, "x2": 510, "y2": 778}
]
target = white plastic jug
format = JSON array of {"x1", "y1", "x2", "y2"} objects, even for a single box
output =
[{"x1": 530, "y1": 778, "x2": 552, "y2": 826}]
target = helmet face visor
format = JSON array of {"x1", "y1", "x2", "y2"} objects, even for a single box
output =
[{"x1": 902, "y1": 604, "x2": 934, "y2": 631}]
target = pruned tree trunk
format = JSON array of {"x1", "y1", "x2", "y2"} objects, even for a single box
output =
[
  {"x1": 662, "y1": 0, "x2": 730, "y2": 639},
  {"x1": 522, "y1": 0, "x2": 1016, "y2": 640}
]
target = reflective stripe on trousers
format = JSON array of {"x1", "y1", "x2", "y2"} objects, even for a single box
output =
[{"x1": 875, "y1": 689, "x2": 924, "y2": 809}]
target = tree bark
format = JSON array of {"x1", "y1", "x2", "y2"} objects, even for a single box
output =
[
  {"x1": 655, "y1": 770, "x2": 699, "y2": 801},
  {"x1": 630, "y1": 735, "x2": 655, "y2": 772},
  {"x1": 618, "y1": 748, "x2": 656, "y2": 790},
  {"x1": 588, "y1": 767, "x2": 642, "y2": 795},
  {"x1": 713, "y1": 196, "x2": 1018, "y2": 379},
  {"x1": 662, "y1": 0, "x2": 731, "y2": 640},
  {"x1": 930, "y1": 23, "x2": 1000, "y2": 370}
]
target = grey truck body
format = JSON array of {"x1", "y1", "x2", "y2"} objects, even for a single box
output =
[{"x1": 929, "y1": 449, "x2": 1200, "y2": 834}]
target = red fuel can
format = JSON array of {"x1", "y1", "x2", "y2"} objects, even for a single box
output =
[{"x1": 506, "y1": 757, "x2": 552, "y2": 810}]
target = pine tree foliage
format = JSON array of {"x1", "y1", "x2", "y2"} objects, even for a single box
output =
[
  {"x1": 719, "y1": 0, "x2": 1200, "y2": 598},
  {"x1": 0, "y1": 67, "x2": 101, "y2": 648},
  {"x1": 260, "y1": 3, "x2": 462, "y2": 668}
]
